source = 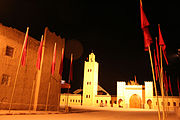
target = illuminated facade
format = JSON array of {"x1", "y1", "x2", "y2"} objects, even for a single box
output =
[
  {"x1": 60, "y1": 52, "x2": 179, "y2": 110},
  {"x1": 83, "y1": 53, "x2": 99, "y2": 106},
  {"x1": 0, "y1": 23, "x2": 65, "y2": 110}
]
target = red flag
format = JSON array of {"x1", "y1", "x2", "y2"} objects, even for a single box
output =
[
  {"x1": 162, "y1": 50, "x2": 168, "y2": 65},
  {"x1": 51, "y1": 43, "x2": 57, "y2": 75},
  {"x1": 21, "y1": 27, "x2": 29, "y2": 66},
  {"x1": 163, "y1": 71, "x2": 168, "y2": 93},
  {"x1": 59, "y1": 48, "x2": 64, "y2": 76},
  {"x1": 143, "y1": 27, "x2": 152, "y2": 51},
  {"x1": 178, "y1": 78, "x2": 180, "y2": 96},
  {"x1": 36, "y1": 35, "x2": 44, "y2": 70},
  {"x1": 158, "y1": 24, "x2": 168, "y2": 65},
  {"x1": 154, "y1": 50, "x2": 158, "y2": 81},
  {"x1": 69, "y1": 54, "x2": 73, "y2": 81},
  {"x1": 155, "y1": 38, "x2": 161, "y2": 72},
  {"x1": 168, "y1": 76, "x2": 173, "y2": 95},
  {"x1": 140, "y1": 0, "x2": 150, "y2": 29},
  {"x1": 61, "y1": 83, "x2": 71, "y2": 89},
  {"x1": 140, "y1": 0, "x2": 152, "y2": 51}
]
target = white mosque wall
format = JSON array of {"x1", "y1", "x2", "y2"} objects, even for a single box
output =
[
  {"x1": 94, "y1": 95, "x2": 112, "y2": 107},
  {"x1": 152, "y1": 96, "x2": 180, "y2": 111},
  {"x1": 59, "y1": 53, "x2": 180, "y2": 110},
  {"x1": 145, "y1": 81, "x2": 154, "y2": 109},
  {"x1": 60, "y1": 94, "x2": 82, "y2": 106}
]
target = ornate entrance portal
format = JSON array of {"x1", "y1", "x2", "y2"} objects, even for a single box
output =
[{"x1": 129, "y1": 94, "x2": 141, "y2": 108}]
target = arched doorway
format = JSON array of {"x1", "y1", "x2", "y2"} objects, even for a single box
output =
[
  {"x1": 147, "y1": 99, "x2": 152, "y2": 109},
  {"x1": 129, "y1": 94, "x2": 141, "y2": 108},
  {"x1": 118, "y1": 99, "x2": 123, "y2": 107}
]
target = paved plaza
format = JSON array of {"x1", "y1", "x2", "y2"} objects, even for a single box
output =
[{"x1": 0, "y1": 106, "x2": 179, "y2": 120}]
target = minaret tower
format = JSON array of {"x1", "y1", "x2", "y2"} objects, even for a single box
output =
[{"x1": 83, "y1": 53, "x2": 99, "y2": 106}]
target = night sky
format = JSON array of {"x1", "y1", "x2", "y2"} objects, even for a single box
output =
[{"x1": 0, "y1": 0, "x2": 179, "y2": 95}]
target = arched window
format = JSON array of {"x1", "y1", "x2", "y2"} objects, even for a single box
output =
[
  {"x1": 118, "y1": 99, "x2": 123, "y2": 108},
  {"x1": 147, "y1": 99, "x2": 152, "y2": 109},
  {"x1": 173, "y1": 102, "x2": 176, "y2": 106},
  {"x1": 167, "y1": 102, "x2": 170, "y2": 106}
]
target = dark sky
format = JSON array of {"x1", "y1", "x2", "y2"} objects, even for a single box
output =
[{"x1": 0, "y1": 0, "x2": 179, "y2": 95}]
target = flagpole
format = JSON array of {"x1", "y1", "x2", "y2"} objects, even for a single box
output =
[
  {"x1": 28, "y1": 72, "x2": 36, "y2": 111},
  {"x1": 164, "y1": 71, "x2": 169, "y2": 117},
  {"x1": 65, "y1": 74, "x2": 70, "y2": 112},
  {"x1": 160, "y1": 46, "x2": 165, "y2": 120},
  {"x1": 65, "y1": 78, "x2": 70, "y2": 112},
  {"x1": 33, "y1": 34, "x2": 46, "y2": 111},
  {"x1": 165, "y1": 88, "x2": 168, "y2": 119},
  {"x1": 58, "y1": 48, "x2": 64, "y2": 111},
  {"x1": 148, "y1": 46, "x2": 161, "y2": 120},
  {"x1": 65, "y1": 53, "x2": 73, "y2": 112},
  {"x1": 8, "y1": 27, "x2": 29, "y2": 112},
  {"x1": 163, "y1": 71, "x2": 168, "y2": 119},
  {"x1": 46, "y1": 42, "x2": 56, "y2": 111},
  {"x1": 31, "y1": 35, "x2": 44, "y2": 111},
  {"x1": 45, "y1": 80, "x2": 51, "y2": 111}
]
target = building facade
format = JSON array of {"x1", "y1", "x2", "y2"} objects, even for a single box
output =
[
  {"x1": 0, "y1": 23, "x2": 65, "y2": 111},
  {"x1": 60, "y1": 52, "x2": 180, "y2": 110}
]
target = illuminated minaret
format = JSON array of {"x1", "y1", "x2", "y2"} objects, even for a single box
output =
[{"x1": 83, "y1": 53, "x2": 99, "y2": 106}]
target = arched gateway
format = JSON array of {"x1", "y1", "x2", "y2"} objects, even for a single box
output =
[{"x1": 129, "y1": 94, "x2": 141, "y2": 108}]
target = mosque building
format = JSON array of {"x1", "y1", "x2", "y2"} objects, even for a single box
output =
[{"x1": 60, "y1": 52, "x2": 180, "y2": 110}]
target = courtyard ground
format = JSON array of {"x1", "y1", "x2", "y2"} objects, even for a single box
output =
[{"x1": 0, "y1": 105, "x2": 179, "y2": 120}]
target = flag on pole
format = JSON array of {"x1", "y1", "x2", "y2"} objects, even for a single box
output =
[
  {"x1": 168, "y1": 76, "x2": 173, "y2": 95},
  {"x1": 178, "y1": 78, "x2": 180, "y2": 96},
  {"x1": 21, "y1": 27, "x2": 29, "y2": 66},
  {"x1": 154, "y1": 50, "x2": 158, "y2": 81},
  {"x1": 163, "y1": 71, "x2": 168, "y2": 93},
  {"x1": 158, "y1": 24, "x2": 168, "y2": 65},
  {"x1": 155, "y1": 38, "x2": 160, "y2": 72},
  {"x1": 140, "y1": 0, "x2": 152, "y2": 51},
  {"x1": 143, "y1": 28, "x2": 152, "y2": 51},
  {"x1": 51, "y1": 43, "x2": 57, "y2": 75},
  {"x1": 140, "y1": 0, "x2": 149, "y2": 29},
  {"x1": 59, "y1": 48, "x2": 64, "y2": 76},
  {"x1": 69, "y1": 53, "x2": 73, "y2": 81},
  {"x1": 36, "y1": 35, "x2": 44, "y2": 70}
]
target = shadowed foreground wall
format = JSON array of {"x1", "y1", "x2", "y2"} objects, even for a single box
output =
[{"x1": 0, "y1": 23, "x2": 65, "y2": 111}]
